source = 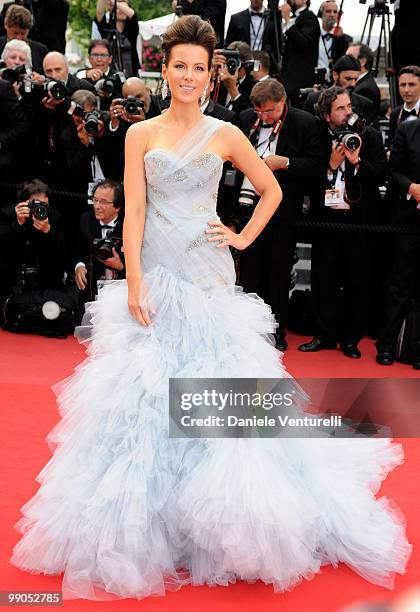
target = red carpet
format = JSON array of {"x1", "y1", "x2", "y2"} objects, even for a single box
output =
[{"x1": 1, "y1": 330, "x2": 418, "y2": 612}]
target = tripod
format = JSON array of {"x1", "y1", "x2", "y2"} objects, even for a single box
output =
[
  {"x1": 104, "y1": 1, "x2": 124, "y2": 73},
  {"x1": 361, "y1": 2, "x2": 397, "y2": 108}
]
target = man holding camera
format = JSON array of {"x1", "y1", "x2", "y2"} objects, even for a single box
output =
[
  {"x1": 74, "y1": 178, "x2": 124, "y2": 308},
  {"x1": 298, "y1": 86, "x2": 387, "y2": 358},
  {"x1": 237, "y1": 78, "x2": 324, "y2": 351},
  {"x1": 0, "y1": 76, "x2": 28, "y2": 185},
  {"x1": 0, "y1": 179, "x2": 65, "y2": 299},
  {"x1": 0, "y1": 4, "x2": 47, "y2": 74},
  {"x1": 213, "y1": 42, "x2": 258, "y2": 114}
]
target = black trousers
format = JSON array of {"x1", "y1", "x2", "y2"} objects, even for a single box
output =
[
  {"x1": 376, "y1": 230, "x2": 420, "y2": 350},
  {"x1": 239, "y1": 221, "x2": 297, "y2": 332},
  {"x1": 311, "y1": 230, "x2": 370, "y2": 345}
]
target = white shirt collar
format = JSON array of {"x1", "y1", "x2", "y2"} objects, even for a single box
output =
[
  {"x1": 249, "y1": 6, "x2": 264, "y2": 15},
  {"x1": 294, "y1": 6, "x2": 306, "y2": 18},
  {"x1": 100, "y1": 217, "x2": 118, "y2": 227},
  {"x1": 403, "y1": 98, "x2": 420, "y2": 114}
]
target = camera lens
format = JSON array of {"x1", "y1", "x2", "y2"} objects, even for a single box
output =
[
  {"x1": 342, "y1": 133, "x2": 362, "y2": 151},
  {"x1": 84, "y1": 112, "x2": 100, "y2": 135}
]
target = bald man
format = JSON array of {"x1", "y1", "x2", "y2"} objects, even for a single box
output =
[{"x1": 41, "y1": 52, "x2": 95, "y2": 110}]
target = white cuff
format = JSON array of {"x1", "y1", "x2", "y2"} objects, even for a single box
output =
[{"x1": 75, "y1": 262, "x2": 87, "y2": 272}]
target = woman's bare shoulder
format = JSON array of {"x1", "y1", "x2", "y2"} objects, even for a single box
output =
[{"x1": 126, "y1": 116, "x2": 166, "y2": 143}]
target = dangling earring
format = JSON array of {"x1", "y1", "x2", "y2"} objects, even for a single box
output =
[
  {"x1": 161, "y1": 79, "x2": 168, "y2": 100},
  {"x1": 200, "y1": 84, "x2": 208, "y2": 106}
]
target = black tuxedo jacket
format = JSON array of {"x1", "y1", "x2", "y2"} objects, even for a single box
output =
[
  {"x1": 216, "y1": 73, "x2": 258, "y2": 114},
  {"x1": 238, "y1": 106, "x2": 325, "y2": 220},
  {"x1": 0, "y1": 203, "x2": 65, "y2": 292},
  {"x1": 226, "y1": 9, "x2": 283, "y2": 70},
  {"x1": 354, "y1": 71, "x2": 381, "y2": 115},
  {"x1": 74, "y1": 210, "x2": 125, "y2": 288},
  {"x1": 388, "y1": 104, "x2": 420, "y2": 145},
  {"x1": 389, "y1": 119, "x2": 420, "y2": 225},
  {"x1": 0, "y1": 35, "x2": 48, "y2": 74},
  {"x1": 311, "y1": 124, "x2": 387, "y2": 223},
  {"x1": 281, "y1": 9, "x2": 320, "y2": 95},
  {"x1": 330, "y1": 33, "x2": 353, "y2": 65},
  {"x1": 204, "y1": 100, "x2": 237, "y2": 124},
  {"x1": 0, "y1": 79, "x2": 28, "y2": 170},
  {"x1": 303, "y1": 89, "x2": 377, "y2": 128}
]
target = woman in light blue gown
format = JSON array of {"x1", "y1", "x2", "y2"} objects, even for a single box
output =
[{"x1": 10, "y1": 15, "x2": 411, "y2": 601}]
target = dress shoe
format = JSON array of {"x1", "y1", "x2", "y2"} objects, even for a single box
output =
[
  {"x1": 376, "y1": 349, "x2": 394, "y2": 366},
  {"x1": 298, "y1": 337, "x2": 337, "y2": 352},
  {"x1": 275, "y1": 332, "x2": 288, "y2": 351},
  {"x1": 340, "y1": 344, "x2": 361, "y2": 359}
]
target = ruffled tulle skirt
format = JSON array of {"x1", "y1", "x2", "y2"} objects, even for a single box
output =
[{"x1": 10, "y1": 265, "x2": 412, "y2": 600}]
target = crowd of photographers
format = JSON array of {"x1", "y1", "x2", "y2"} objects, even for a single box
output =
[{"x1": 0, "y1": 0, "x2": 419, "y2": 368}]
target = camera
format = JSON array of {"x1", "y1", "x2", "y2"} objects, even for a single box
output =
[
  {"x1": 28, "y1": 199, "x2": 48, "y2": 221},
  {"x1": 122, "y1": 96, "x2": 144, "y2": 115},
  {"x1": 0, "y1": 62, "x2": 28, "y2": 84},
  {"x1": 92, "y1": 235, "x2": 122, "y2": 261},
  {"x1": 43, "y1": 79, "x2": 67, "y2": 100},
  {"x1": 238, "y1": 175, "x2": 257, "y2": 206},
  {"x1": 95, "y1": 71, "x2": 126, "y2": 96},
  {"x1": 84, "y1": 110, "x2": 104, "y2": 135},
  {"x1": 219, "y1": 49, "x2": 241, "y2": 75},
  {"x1": 332, "y1": 113, "x2": 366, "y2": 151}
]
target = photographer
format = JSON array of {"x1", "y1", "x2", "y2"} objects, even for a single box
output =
[
  {"x1": 95, "y1": 0, "x2": 139, "y2": 76},
  {"x1": 317, "y1": 1, "x2": 352, "y2": 83},
  {"x1": 0, "y1": 177, "x2": 64, "y2": 289},
  {"x1": 0, "y1": 4, "x2": 47, "y2": 74},
  {"x1": 298, "y1": 86, "x2": 387, "y2": 359},
  {"x1": 213, "y1": 41, "x2": 258, "y2": 114},
  {"x1": 303, "y1": 54, "x2": 376, "y2": 127},
  {"x1": 172, "y1": 0, "x2": 226, "y2": 46},
  {"x1": 107, "y1": 77, "x2": 160, "y2": 179},
  {"x1": 237, "y1": 78, "x2": 324, "y2": 351},
  {"x1": 0, "y1": 76, "x2": 27, "y2": 185},
  {"x1": 225, "y1": 0, "x2": 282, "y2": 73},
  {"x1": 279, "y1": 0, "x2": 320, "y2": 106},
  {"x1": 74, "y1": 178, "x2": 124, "y2": 308}
]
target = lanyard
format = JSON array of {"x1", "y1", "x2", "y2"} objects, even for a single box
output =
[
  {"x1": 249, "y1": 104, "x2": 289, "y2": 158},
  {"x1": 250, "y1": 13, "x2": 265, "y2": 48},
  {"x1": 321, "y1": 34, "x2": 333, "y2": 62}
]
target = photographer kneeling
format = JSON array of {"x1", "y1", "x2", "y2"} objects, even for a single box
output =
[
  {"x1": 74, "y1": 179, "x2": 125, "y2": 316},
  {"x1": 0, "y1": 179, "x2": 74, "y2": 336}
]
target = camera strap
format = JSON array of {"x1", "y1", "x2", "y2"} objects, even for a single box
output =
[
  {"x1": 250, "y1": 12, "x2": 266, "y2": 50},
  {"x1": 249, "y1": 104, "x2": 288, "y2": 158}
]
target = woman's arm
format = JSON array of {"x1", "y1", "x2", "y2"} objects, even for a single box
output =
[
  {"x1": 123, "y1": 122, "x2": 151, "y2": 326},
  {"x1": 207, "y1": 125, "x2": 282, "y2": 250},
  {"x1": 96, "y1": 0, "x2": 108, "y2": 22},
  {"x1": 117, "y1": 0, "x2": 135, "y2": 19}
]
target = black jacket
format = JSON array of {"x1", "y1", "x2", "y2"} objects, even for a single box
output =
[
  {"x1": 281, "y1": 9, "x2": 320, "y2": 96},
  {"x1": 389, "y1": 119, "x2": 420, "y2": 225},
  {"x1": 0, "y1": 79, "x2": 28, "y2": 172},
  {"x1": 303, "y1": 89, "x2": 377, "y2": 128},
  {"x1": 179, "y1": 0, "x2": 226, "y2": 46},
  {"x1": 354, "y1": 71, "x2": 381, "y2": 116},
  {"x1": 216, "y1": 73, "x2": 258, "y2": 114},
  {"x1": 311, "y1": 124, "x2": 387, "y2": 223},
  {"x1": 204, "y1": 99, "x2": 237, "y2": 124},
  {"x1": 238, "y1": 106, "x2": 325, "y2": 220},
  {"x1": 74, "y1": 210, "x2": 125, "y2": 292},
  {"x1": 388, "y1": 104, "x2": 420, "y2": 146},
  {"x1": 0, "y1": 203, "x2": 65, "y2": 293},
  {"x1": 226, "y1": 9, "x2": 283, "y2": 71},
  {"x1": 0, "y1": 36, "x2": 48, "y2": 74}
]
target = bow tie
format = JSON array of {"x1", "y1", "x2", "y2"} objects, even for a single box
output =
[
  {"x1": 322, "y1": 33, "x2": 333, "y2": 40},
  {"x1": 250, "y1": 11, "x2": 263, "y2": 17},
  {"x1": 401, "y1": 108, "x2": 418, "y2": 120}
]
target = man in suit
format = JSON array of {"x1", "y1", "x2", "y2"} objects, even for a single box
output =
[
  {"x1": 107, "y1": 77, "x2": 162, "y2": 180},
  {"x1": 298, "y1": 86, "x2": 387, "y2": 358},
  {"x1": 317, "y1": 0, "x2": 352, "y2": 83},
  {"x1": 303, "y1": 54, "x2": 376, "y2": 127},
  {"x1": 213, "y1": 42, "x2": 258, "y2": 114},
  {"x1": 0, "y1": 77, "x2": 28, "y2": 185},
  {"x1": 226, "y1": 0, "x2": 282, "y2": 74},
  {"x1": 0, "y1": 4, "x2": 48, "y2": 74},
  {"x1": 388, "y1": 65, "x2": 420, "y2": 145},
  {"x1": 376, "y1": 119, "x2": 420, "y2": 366},
  {"x1": 74, "y1": 178, "x2": 124, "y2": 307},
  {"x1": 236, "y1": 78, "x2": 324, "y2": 351},
  {"x1": 32, "y1": 0, "x2": 69, "y2": 54},
  {"x1": 346, "y1": 43, "x2": 381, "y2": 116},
  {"x1": 279, "y1": 0, "x2": 320, "y2": 106}
]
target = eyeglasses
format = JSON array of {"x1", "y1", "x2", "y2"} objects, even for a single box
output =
[
  {"x1": 89, "y1": 53, "x2": 110, "y2": 58},
  {"x1": 92, "y1": 197, "x2": 115, "y2": 206},
  {"x1": 255, "y1": 107, "x2": 277, "y2": 116}
]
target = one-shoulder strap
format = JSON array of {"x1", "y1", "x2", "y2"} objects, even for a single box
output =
[{"x1": 169, "y1": 115, "x2": 227, "y2": 170}]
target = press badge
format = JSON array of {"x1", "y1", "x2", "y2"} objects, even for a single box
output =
[{"x1": 324, "y1": 188, "x2": 342, "y2": 206}]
